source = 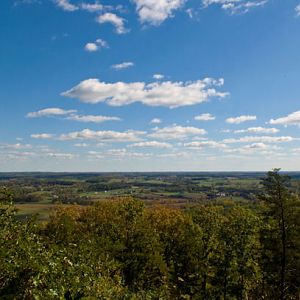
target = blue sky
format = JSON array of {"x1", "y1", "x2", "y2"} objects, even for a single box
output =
[{"x1": 1, "y1": 0, "x2": 300, "y2": 171}]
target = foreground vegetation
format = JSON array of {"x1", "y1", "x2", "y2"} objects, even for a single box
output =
[{"x1": 1, "y1": 170, "x2": 300, "y2": 299}]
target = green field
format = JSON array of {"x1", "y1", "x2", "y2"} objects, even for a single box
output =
[{"x1": 1, "y1": 172, "x2": 299, "y2": 219}]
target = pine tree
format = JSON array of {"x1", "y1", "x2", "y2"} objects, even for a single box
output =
[{"x1": 259, "y1": 169, "x2": 300, "y2": 299}]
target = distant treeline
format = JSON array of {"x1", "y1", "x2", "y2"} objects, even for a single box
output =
[{"x1": 1, "y1": 169, "x2": 300, "y2": 299}]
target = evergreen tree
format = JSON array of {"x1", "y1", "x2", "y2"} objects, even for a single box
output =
[{"x1": 259, "y1": 169, "x2": 300, "y2": 299}]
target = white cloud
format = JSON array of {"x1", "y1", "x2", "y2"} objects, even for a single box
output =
[
  {"x1": 224, "y1": 143, "x2": 281, "y2": 155},
  {"x1": 153, "y1": 74, "x2": 164, "y2": 80},
  {"x1": 46, "y1": 152, "x2": 75, "y2": 159},
  {"x1": 202, "y1": 0, "x2": 268, "y2": 14},
  {"x1": 194, "y1": 113, "x2": 215, "y2": 121},
  {"x1": 27, "y1": 108, "x2": 120, "y2": 124},
  {"x1": 81, "y1": 1, "x2": 104, "y2": 12},
  {"x1": 74, "y1": 143, "x2": 89, "y2": 147},
  {"x1": 150, "y1": 118, "x2": 162, "y2": 124},
  {"x1": 59, "y1": 129, "x2": 145, "y2": 142},
  {"x1": 243, "y1": 142, "x2": 269, "y2": 149},
  {"x1": 148, "y1": 125, "x2": 207, "y2": 140},
  {"x1": 186, "y1": 8, "x2": 194, "y2": 18},
  {"x1": 88, "y1": 151, "x2": 104, "y2": 159},
  {"x1": 55, "y1": 0, "x2": 112, "y2": 13},
  {"x1": 27, "y1": 108, "x2": 76, "y2": 118},
  {"x1": 226, "y1": 115, "x2": 257, "y2": 124},
  {"x1": 191, "y1": 137, "x2": 208, "y2": 141},
  {"x1": 85, "y1": 43, "x2": 98, "y2": 52},
  {"x1": 184, "y1": 140, "x2": 227, "y2": 149},
  {"x1": 234, "y1": 127, "x2": 279, "y2": 134},
  {"x1": 55, "y1": 0, "x2": 78, "y2": 11},
  {"x1": 89, "y1": 148, "x2": 152, "y2": 159},
  {"x1": 128, "y1": 141, "x2": 172, "y2": 148},
  {"x1": 111, "y1": 61, "x2": 134, "y2": 70},
  {"x1": 296, "y1": 4, "x2": 300, "y2": 16},
  {"x1": 45, "y1": 152, "x2": 76, "y2": 159},
  {"x1": 223, "y1": 136, "x2": 296, "y2": 144},
  {"x1": 0, "y1": 143, "x2": 32, "y2": 150},
  {"x1": 84, "y1": 39, "x2": 108, "y2": 52},
  {"x1": 156, "y1": 152, "x2": 189, "y2": 158},
  {"x1": 133, "y1": 0, "x2": 186, "y2": 25},
  {"x1": 96, "y1": 13, "x2": 127, "y2": 34},
  {"x1": 0, "y1": 151, "x2": 36, "y2": 161},
  {"x1": 269, "y1": 111, "x2": 300, "y2": 127},
  {"x1": 67, "y1": 114, "x2": 121, "y2": 123},
  {"x1": 30, "y1": 133, "x2": 54, "y2": 139},
  {"x1": 95, "y1": 38, "x2": 107, "y2": 47},
  {"x1": 61, "y1": 77, "x2": 228, "y2": 108}
]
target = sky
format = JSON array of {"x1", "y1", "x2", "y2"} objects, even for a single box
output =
[{"x1": 1, "y1": 0, "x2": 300, "y2": 172}]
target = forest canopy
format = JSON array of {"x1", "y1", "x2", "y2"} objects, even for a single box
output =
[{"x1": 1, "y1": 170, "x2": 300, "y2": 299}]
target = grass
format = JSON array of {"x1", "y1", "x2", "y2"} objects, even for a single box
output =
[{"x1": 16, "y1": 203, "x2": 55, "y2": 221}]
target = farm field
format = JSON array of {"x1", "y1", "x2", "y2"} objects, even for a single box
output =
[{"x1": 2, "y1": 172, "x2": 300, "y2": 219}]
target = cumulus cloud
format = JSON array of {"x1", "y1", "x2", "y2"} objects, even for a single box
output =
[
  {"x1": 61, "y1": 77, "x2": 228, "y2": 108},
  {"x1": 153, "y1": 74, "x2": 165, "y2": 80},
  {"x1": 55, "y1": 0, "x2": 78, "y2": 11},
  {"x1": 184, "y1": 141, "x2": 227, "y2": 149},
  {"x1": 269, "y1": 111, "x2": 300, "y2": 127},
  {"x1": 67, "y1": 114, "x2": 121, "y2": 123},
  {"x1": 226, "y1": 115, "x2": 257, "y2": 124},
  {"x1": 59, "y1": 129, "x2": 145, "y2": 142},
  {"x1": 234, "y1": 127, "x2": 279, "y2": 134},
  {"x1": 96, "y1": 13, "x2": 127, "y2": 34},
  {"x1": 30, "y1": 133, "x2": 54, "y2": 139},
  {"x1": 148, "y1": 125, "x2": 206, "y2": 140},
  {"x1": 150, "y1": 118, "x2": 162, "y2": 124},
  {"x1": 128, "y1": 141, "x2": 172, "y2": 148},
  {"x1": 84, "y1": 39, "x2": 108, "y2": 52},
  {"x1": 223, "y1": 136, "x2": 296, "y2": 144},
  {"x1": 111, "y1": 61, "x2": 134, "y2": 70},
  {"x1": 133, "y1": 0, "x2": 186, "y2": 25},
  {"x1": 202, "y1": 0, "x2": 268, "y2": 14},
  {"x1": 27, "y1": 108, "x2": 76, "y2": 118},
  {"x1": 84, "y1": 43, "x2": 98, "y2": 52},
  {"x1": 194, "y1": 113, "x2": 215, "y2": 121}
]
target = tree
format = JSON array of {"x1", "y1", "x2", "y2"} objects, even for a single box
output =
[
  {"x1": 146, "y1": 206, "x2": 204, "y2": 298},
  {"x1": 259, "y1": 169, "x2": 300, "y2": 299},
  {"x1": 188, "y1": 205, "x2": 224, "y2": 299}
]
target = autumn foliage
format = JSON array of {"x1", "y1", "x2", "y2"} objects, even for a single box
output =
[{"x1": 1, "y1": 170, "x2": 300, "y2": 299}]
